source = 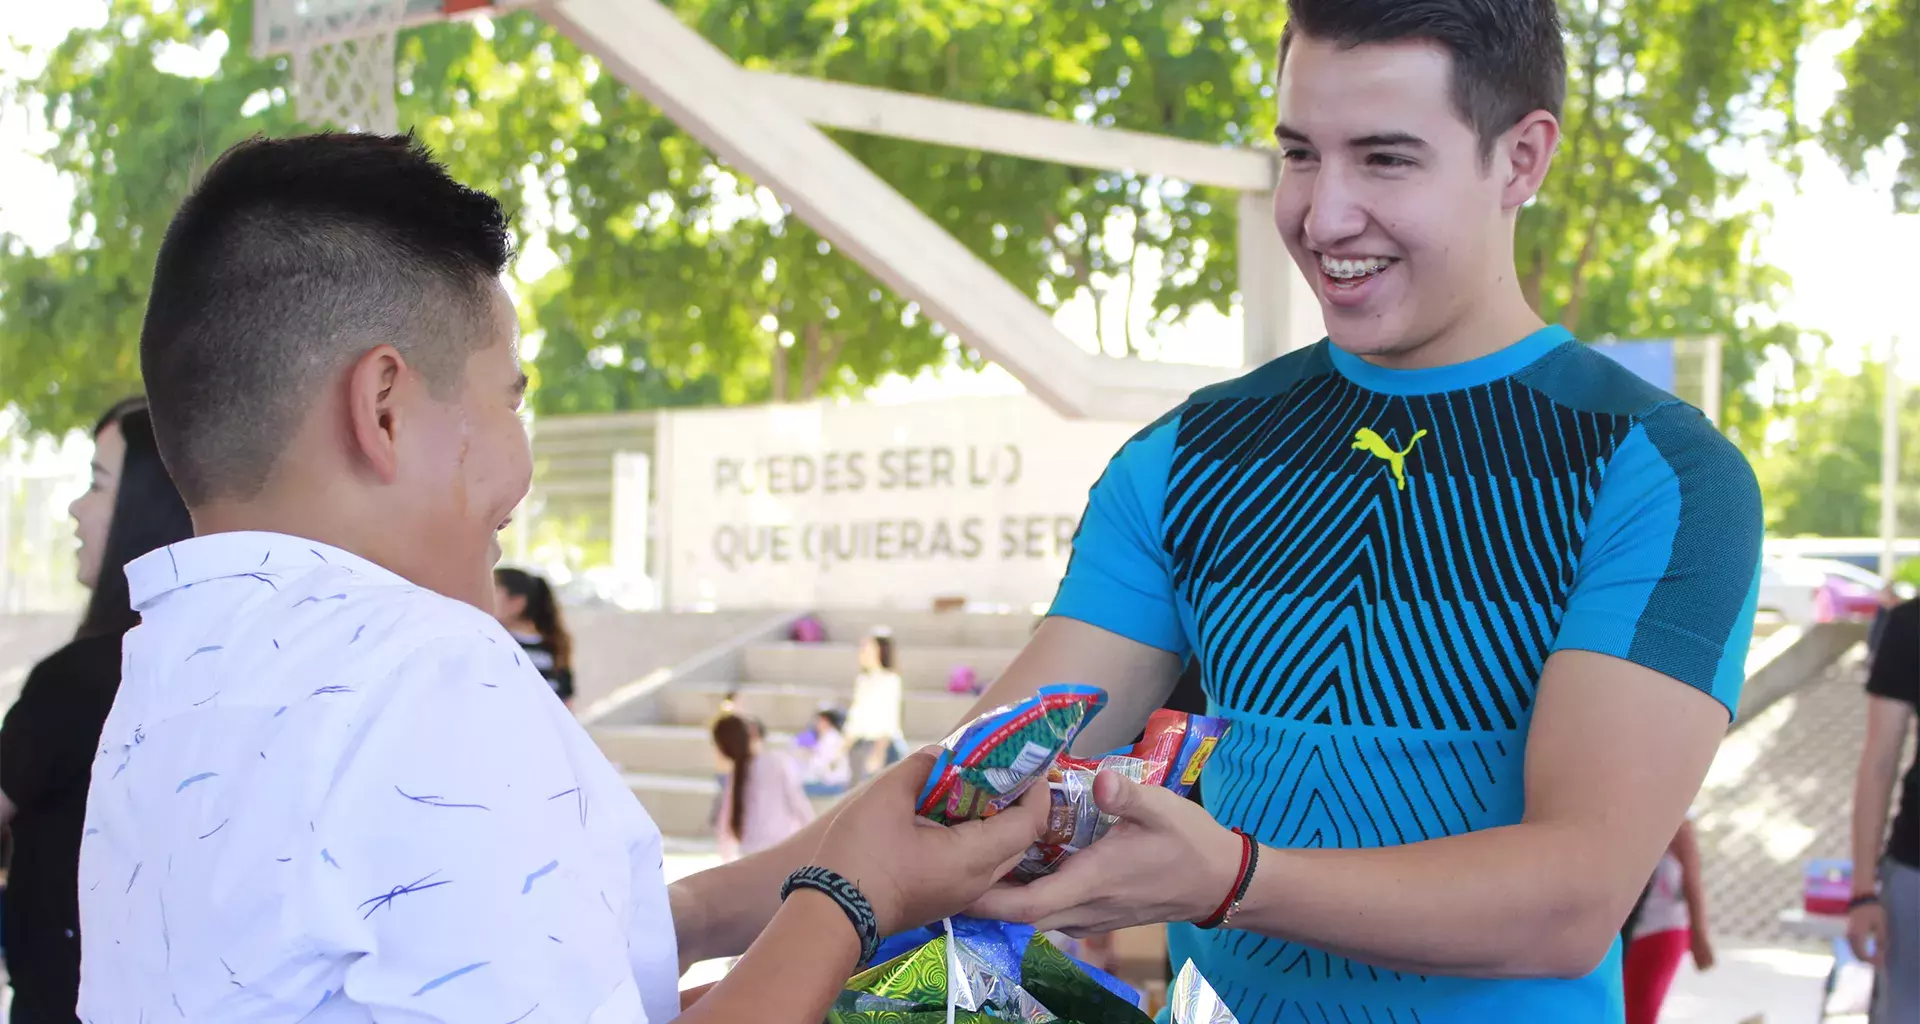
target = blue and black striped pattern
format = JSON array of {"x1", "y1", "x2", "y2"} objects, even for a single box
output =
[{"x1": 1168, "y1": 371, "x2": 1627, "y2": 733}]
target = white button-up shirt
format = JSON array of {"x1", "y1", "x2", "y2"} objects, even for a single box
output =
[{"x1": 78, "y1": 532, "x2": 679, "y2": 1023}]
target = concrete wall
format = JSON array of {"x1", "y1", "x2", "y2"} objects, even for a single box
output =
[
  {"x1": 0, "y1": 607, "x2": 781, "y2": 714},
  {"x1": 1737, "y1": 620, "x2": 1871, "y2": 722}
]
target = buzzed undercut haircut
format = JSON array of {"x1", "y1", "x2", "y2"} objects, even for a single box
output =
[
  {"x1": 140, "y1": 132, "x2": 513, "y2": 506},
  {"x1": 1280, "y1": 0, "x2": 1567, "y2": 159}
]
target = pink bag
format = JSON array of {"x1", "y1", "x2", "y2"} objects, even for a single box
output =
[
  {"x1": 946, "y1": 664, "x2": 979, "y2": 695},
  {"x1": 791, "y1": 615, "x2": 826, "y2": 643}
]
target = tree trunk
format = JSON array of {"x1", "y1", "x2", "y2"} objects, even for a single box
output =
[
  {"x1": 798, "y1": 322, "x2": 844, "y2": 399},
  {"x1": 1122, "y1": 221, "x2": 1145, "y2": 356},
  {"x1": 770, "y1": 334, "x2": 788, "y2": 403}
]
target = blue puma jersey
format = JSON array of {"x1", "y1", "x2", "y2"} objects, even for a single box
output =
[{"x1": 1051, "y1": 325, "x2": 1763, "y2": 1023}]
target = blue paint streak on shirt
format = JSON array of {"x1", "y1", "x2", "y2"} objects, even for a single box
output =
[
  {"x1": 321, "y1": 849, "x2": 341, "y2": 870},
  {"x1": 176, "y1": 772, "x2": 219, "y2": 793},
  {"x1": 521, "y1": 859, "x2": 560, "y2": 894},
  {"x1": 394, "y1": 786, "x2": 490, "y2": 811},
  {"x1": 198, "y1": 818, "x2": 229, "y2": 840},
  {"x1": 411, "y1": 961, "x2": 490, "y2": 997},
  {"x1": 351, "y1": 624, "x2": 366, "y2": 644},
  {"x1": 359, "y1": 871, "x2": 454, "y2": 919},
  {"x1": 186, "y1": 646, "x2": 224, "y2": 661}
]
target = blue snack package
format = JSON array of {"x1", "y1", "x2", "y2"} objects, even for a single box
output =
[{"x1": 916, "y1": 684, "x2": 1108, "y2": 825}]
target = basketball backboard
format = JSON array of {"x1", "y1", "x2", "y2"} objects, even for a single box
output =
[{"x1": 252, "y1": 0, "x2": 512, "y2": 56}]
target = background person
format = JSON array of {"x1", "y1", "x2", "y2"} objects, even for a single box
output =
[
  {"x1": 492, "y1": 566, "x2": 575, "y2": 706},
  {"x1": 1848, "y1": 596, "x2": 1918, "y2": 1022},
  {"x1": 0, "y1": 401, "x2": 191, "y2": 1023},
  {"x1": 712, "y1": 713, "x2": 816, "y2": 862},
  {"x1": 1622, "y1": 819, "x2": 1714, "y2": 1024},
  {"x1": 799, "y1": 708, "x2": 853, "y2": 798},
  {"x1": 845, "y1": 629, "x2": 904, "y2": 783}
]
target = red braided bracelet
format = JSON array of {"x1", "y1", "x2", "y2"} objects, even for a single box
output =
[{"x1": 1197, "y1": 828, "x2": 1256, "y2": 929}]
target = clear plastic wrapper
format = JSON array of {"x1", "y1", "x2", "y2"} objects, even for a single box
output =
[
  {"x1": 1169, "y1": 960, "x2": 1240, "y2": 1024},
  {"x1": 1009, "y1": 710, "x2": 1230, "y2": 881}
]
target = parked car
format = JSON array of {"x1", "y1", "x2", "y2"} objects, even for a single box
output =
[
  {"x1": 1757, "y1": 556, "x2": 1915, "y2": 624},
  {"x1": 1758, "y1": 557, "x2": 1826, "y2": 624}
]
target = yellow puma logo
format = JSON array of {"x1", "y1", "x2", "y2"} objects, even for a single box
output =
[{"x1": 1352, "y1": 427, "x2": 1427, "y2": 491}]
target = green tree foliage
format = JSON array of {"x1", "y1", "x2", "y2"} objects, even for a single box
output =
[
  {"x1": 0, "y1": 0, "x2": 1863, "y2": 445},
  {"x1": 1517, "y1": 0, "x2": 1836, "y2": 444},
  {"x1": 1754, "y1": 354, "x2": 1920, "y2": 537},
  {"x1": 1825, "y1": 0, "x2": 1919, "y2": 212}
]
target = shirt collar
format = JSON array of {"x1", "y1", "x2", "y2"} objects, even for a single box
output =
[
  {"x1": 126, "y1": 531, "x2": 412, "y2": 611},
  {"x1": 1326, "y1": 324, "x2": 1574, "y2": 396}
]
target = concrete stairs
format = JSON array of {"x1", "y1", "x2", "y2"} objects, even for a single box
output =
[{"x1": 589, "y1": 610, "x2": 1037, "y2": 840}]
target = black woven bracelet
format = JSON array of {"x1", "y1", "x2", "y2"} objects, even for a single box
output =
[
  {"x1": 1849, "y1": 893, "x2": 1881, "y2": 910},
  {"x1": 781, "y1": 866, "x2": 880, "y2": 965}
]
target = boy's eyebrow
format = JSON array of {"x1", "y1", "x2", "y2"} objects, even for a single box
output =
[
  {"x1": 1275, "y1": 124, "x2": 1431, "y2": 149},
  {"x1": 1351, "y1": 131, "x2": 1429, "y2": 149}
]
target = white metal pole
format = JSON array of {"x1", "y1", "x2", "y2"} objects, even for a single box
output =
[
  {"x1": 1881, "y1": 334, "x2": 1901, "y2": 581},
  {"x1": 1702, "y1": 336, "x2": 1725, "y2": 426}
]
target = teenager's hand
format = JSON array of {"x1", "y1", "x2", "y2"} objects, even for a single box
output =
[
  {"x1": 813, "y1": 749, "x2": 1047, "y2": 936},
  {"x1": 1688, "y1": 929, "x2": 1715, "y2": 972},
  {"x1": 1847, "y1": 902, "x2": 1886, "y2": 967},
  {"x1": 969, "y1": 768, "x2": 1243, "y2": 934}
]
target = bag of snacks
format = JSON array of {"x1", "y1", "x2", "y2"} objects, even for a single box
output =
[
  {"x1": 1009, "y1": 710, "x2": 1230, "y2": 881},
  {"x1": 827, "y1": 916, "x2": 1151, "y2": 1024},
  {"x1": 917, "y1": 684, "x2": 1108, "y2": 825}
]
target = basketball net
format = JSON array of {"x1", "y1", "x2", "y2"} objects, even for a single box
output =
[{"x1": 255, "y1": 0, "x2": 413, "y2": 134}]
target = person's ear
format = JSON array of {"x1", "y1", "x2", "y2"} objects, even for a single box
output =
[
  {"x1": 344, "y1": 345, "x2": 410, "y2": 484},
  {"x1": 1498, "y1": 110, "x2": 1560, "y2": 212}
]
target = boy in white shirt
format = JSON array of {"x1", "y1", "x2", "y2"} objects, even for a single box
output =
[{"x1": 79, "y1": 132, "x2": 1041, "y2": 1023}]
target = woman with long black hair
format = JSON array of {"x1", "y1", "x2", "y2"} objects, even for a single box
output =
[
  {"x1": 0, "y1": 401, "x2": 192, "y2": 1022},
  {"x1": 710, "y1": 713, "x2": 814, "y2": 862},
  {"x1": 492, "y1": 566, "x2": 576, "y2": 707}
]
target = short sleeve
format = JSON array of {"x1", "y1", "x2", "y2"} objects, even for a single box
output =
[
  {"x1": 310, "y1": 635, "x2": 650, "y2": 1022},
  {"x1": 1867, "y1": 600, "x2": 1919, "y2": 706},
  {"x1": 1048, "y1": 417, "x2": 1189, "y2": 656},
  {"x1": 1552, "y1": 404, "x2": 1763, "y2": 717}
]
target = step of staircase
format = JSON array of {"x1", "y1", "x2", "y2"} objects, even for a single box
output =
[
  {"x1": 740, "y1": 642, "x2": 1022, "y2": 691},
  {"x1": 655, "y1": 682, "x2": 980, "y2": 738},
  {"x1": 623, "y1": 771, "x2": 847, "y2": 839}
]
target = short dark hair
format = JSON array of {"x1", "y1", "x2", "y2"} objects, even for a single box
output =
[
  {"x1": 77, "y1": 403, "x2": 194, "y2": 640},
  {"x1": 1279, "y1": 0, "x2": 1567, "y2": 156},
  {"x1": 140, "y1": 132, "x2": 513, "y2": 505}
]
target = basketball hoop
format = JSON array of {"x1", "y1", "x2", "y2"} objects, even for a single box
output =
[{"x1": 252, "y1": 0, "x2": 505, "y2": 135}]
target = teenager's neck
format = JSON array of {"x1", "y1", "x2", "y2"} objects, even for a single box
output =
[
  {"x1": 503, "y1": 617, "x2": 539, "y2": 637},
  {"x1": 1359, "y1": 286, "x2": 1548, "y2": 372},
  {"x1": 191, "y1": 492, "x2": 451, "y2": 599}
]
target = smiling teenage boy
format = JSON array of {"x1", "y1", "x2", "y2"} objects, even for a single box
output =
[{"x1": 944, "y1": 0, "x2": 1766, "y2": 1020}]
